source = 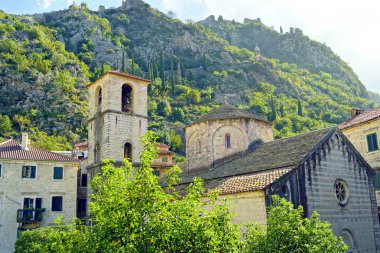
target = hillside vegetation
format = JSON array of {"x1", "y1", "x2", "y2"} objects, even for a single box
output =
[{"x1": 0, "y1": 1, "x2": 376, "y2": 152}]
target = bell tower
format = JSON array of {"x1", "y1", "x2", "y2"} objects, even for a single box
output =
[{"x1": 87, "y1": 71, "x2": 150, "y2": 177}]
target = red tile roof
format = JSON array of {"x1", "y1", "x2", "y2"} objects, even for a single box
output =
[
  {"x1": 210, "y1": 167, "x2": 294, "y2": 195},
  {"x1": 339, "y1": 107, "x2": 380, "y2": 130},
  {"x1": 0, "y1": 139, "x2": 78, "y2": 162}
]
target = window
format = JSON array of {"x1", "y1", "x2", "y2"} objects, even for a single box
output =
[
  {"x1": 225, "y1": 134, "x2": 231, "y2": 148},
  {"x1": 94, "y1": 143, "x2": 100, "y2": 163},
  {"x1": 96, "y1": 87, "x2": 102, "y2": 112},
  {"x1": 52, "y1": 196, "x2": 63, "y2": 211},
  {"x1": 280, "y1": 185, "x2": 290, "y2": 201},
  {"x1": 21, "y1": 197, "x2": 42, "y2": 222},
  {"x1": 22, "y1": 166, "x2": 36, "y2": 179},
  {"x1": 81, "y1": 174, "x2": 88, "y2": 187},
  {"x1": 367, "y1": 133, "x2": 379, "y2": 152},
  {"x1": 196, "y1": 140, "x2": 201, "y2": 154},
  {"x1": 121, "y1": 84, "x2": 133, "y2": 112},
  {"x1": 53, "y1": 167, "x2": 63, "y2": 180},
  {"x1": 124, "y1": 143, "x2": 132, "y2": 161},
  {"x1": 162, "y1": 156, "x2": 168, "y2": 163},
  {"x1": 374, "y1": 174, "x2": 380, "y2": 191},
  {"x1": 0, "y1": 164, "x2": 2, "y2": 178},
  {"x1": 335, "y1": 179, "x2": 349, "y2": 206},
  {"x1": 153, "y1": 170, "x2": 160, "y2": 177}
]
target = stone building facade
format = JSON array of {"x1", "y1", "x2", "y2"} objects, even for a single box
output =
[
  {"x1": 340, "y1": 107, "x2": 380, "y2": 211},
  {"x1": 185, "y1": 105, "x2": 273, "y2": 173},
  {"x1": 86, "y1": 71, "x2": 150, "y2": 182},
  {"x1": 0, "y1": 134, "x2": 79, "y2": 253},
  {"x1": 180, "y1": 107, "x2": 380, "y2": 252}
]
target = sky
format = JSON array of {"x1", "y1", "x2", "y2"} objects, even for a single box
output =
[{"x1": 1, "y1": 0, "x2": 379, "y2": 94}]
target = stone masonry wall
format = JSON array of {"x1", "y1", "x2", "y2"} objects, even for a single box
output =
[
  {"x1": 185, "y1": 118, "x2": 273, "y2": 173},
  {"x1": 0, "y1": 160, "x2": 78, "y2": 253},
  {"x1": 342, "y1": 119, "x2": 380, "y2": 171},
  {"x1": 305, "y1": 134, "x2": 380, "y2": 252}
]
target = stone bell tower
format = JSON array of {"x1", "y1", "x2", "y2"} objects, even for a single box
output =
[{"x1": 86, "y1": 71, "x2": 150, "y2": 178}]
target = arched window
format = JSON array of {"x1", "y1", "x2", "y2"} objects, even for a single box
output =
[
  {"x1": 96, "y1": 87, "x2": 102, "y2": 112},
  {"x1": 340, "y1": 229, "x2": 356, "y2": 253},
  {"x1": 196, "y1": 140, "x2": 201, "y2": 154},
  {"x1": 94, "y1": 143, "x2": 100, "y2": 163},
  {"x1": 121, "y1": 84, "x2": 133, "y2": 113},
  {"x1": 225, "y1": 134, "x2": 231, "y2": 149},
  {"x1": 124, "y1": 143, "x2": 132, "y2": 161}
]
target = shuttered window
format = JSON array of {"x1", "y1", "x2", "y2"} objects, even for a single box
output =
[
  {"x1": 374, "y1": 174, "x2": 380, "y2": 191},
  {"x1": 22, "y1": 166, "x2": 36, "y2": 179},
  {"x1": 52, "y1": 196, "x2": 63, "y2": 211},
  {"x1": 53, "y1": 167, "x2": 63, "y2": 180},
  {"x1": 367, "y1": 133, "x2": 379, "y2": 152}
]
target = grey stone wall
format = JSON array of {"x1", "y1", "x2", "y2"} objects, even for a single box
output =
[{"x1": 304, "y1": 133, "x2": 380, "y2": 252}]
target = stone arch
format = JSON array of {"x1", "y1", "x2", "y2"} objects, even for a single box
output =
[
  {"x1": 187, "y1": 128, "x2": 208, "y2": 156},
  {"x1": 212, "y1": 124, "x2": 249, "y2": 161},
  {"x1": 340, "y1": 229, "x2": 357, "y2": 253},
  {"x1": 121, "y1": 84, "x2": 134, "y2": 113},
  {"x1": 124, "y1": 142, "x2": 133, "y2": 161},
  {"x1": 95, "y1": 86, "x2": 102, "y2": 112}
]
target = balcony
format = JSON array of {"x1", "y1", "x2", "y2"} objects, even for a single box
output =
[{"x1": 17, "y1": 208, "x2": 46, "y2": 223}]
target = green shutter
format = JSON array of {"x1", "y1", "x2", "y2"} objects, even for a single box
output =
[
  {"x1": 30, "y1": 166, "x2": 36, "y2": 178},
  {"x1": 374, "y1": 174, "x2": 380, "y2": 190},
  {"x1": 53, "y1": 167, "x2": 63, "y2": 179}
]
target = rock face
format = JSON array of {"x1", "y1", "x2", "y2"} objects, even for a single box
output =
[{"x1": 197, "y1": 16, "x2": 367, "y2": 97}]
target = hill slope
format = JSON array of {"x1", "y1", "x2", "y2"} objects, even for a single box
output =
[{"x1": 0, "y1": 1, "x2": 376, "y2": 151}]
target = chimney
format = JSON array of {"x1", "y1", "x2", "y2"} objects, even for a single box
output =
[
  {"x1": 21, "y1": 132, "x2": 29, "y2": 150},
  {"x1": 350, "y1": 108, "x2": 363, "y2": 118}
]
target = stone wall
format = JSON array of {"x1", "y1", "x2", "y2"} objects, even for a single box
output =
[
  {"x1": 304, "y1": 133, "x2": 380, "y2": 252},
  {"x1": 185, "y1": 118, "x2": 273, "y2": 173},
  {"x1": 0, "y1": 159, "x2": 78, "y2": 253},
  {"x1": 204, "y1": 191, "x2": 267, "y2": 226},
  {"x1": 342, "y1": 119, "x2": 380, "y2": 171},
  {"x1": 87, "y1": 73, "x2": 148, "y2": 170}
]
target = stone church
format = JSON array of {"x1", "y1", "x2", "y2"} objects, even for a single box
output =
[{"x1": 86, "y1": 71, "x2": 380, "y2": 252}]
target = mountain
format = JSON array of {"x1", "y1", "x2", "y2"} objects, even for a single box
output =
[
  {"x1": 369, "y1": 91, "x2": 380, "y2": 106},
  {"x1": 0, "y1": 0, "x2": 376, "y2": 152}
]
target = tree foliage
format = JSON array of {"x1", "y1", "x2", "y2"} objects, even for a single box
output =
[
  {"x1": 15, "y1": 133, "x2": 241, "y2": 252},
  {"x1": 243, "y1": 195, "x2": 347, "y2": 253}
]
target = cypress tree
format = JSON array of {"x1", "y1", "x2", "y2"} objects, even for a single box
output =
[
  {"x1": 280, "y1": 100, "x2": 284, "y2": 117},
  {"x1": 131, "y1": 51, "x2": 135, "y2": 75},
  {"x1": 280, "y1": 26, "x2": 283, "y2": 34},
  {"x1": 121, "y1": 50, "x2": 125, "y2": 72},
  {"x1": 202, "y1": 54, "x2": 208, "y2": 71},
  {"x1": 270, "y1": 96, "x2": 277, "y2": 121},
  {"x1": 177, "y1": 62, "x2": 182, "y2": 84},
  {"x1": 181, "y1": 62, "x2": 186, "y2": 80},
  {"x1": 160, "y1": 51, "x2": 166, "y2": 94},
  {"x1": 170, "y1": 58, "x2": 175, "y2": 96},
  {"x1": 297, "y1": 100, "x2": 303, "y2": 116},
  {"x1": 101, "y1": 62, "x2": 105, "y2": 75}
]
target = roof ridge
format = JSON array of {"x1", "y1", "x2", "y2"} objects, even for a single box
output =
[{"x1": 0, "y1": 139, "x2": 12, "y2": 146}]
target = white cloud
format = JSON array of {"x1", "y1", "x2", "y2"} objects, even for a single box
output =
[{"x1": 37, "y1": 0, "x2": 55, "y2": 9}]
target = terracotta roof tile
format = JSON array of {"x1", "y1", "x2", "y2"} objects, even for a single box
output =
[
  {"x1": 339, "y1": 107, "x2": 380, "y2": 130},
  {"x1": 213, "y1": 167, "x2": 294, "y2": 195},
  {"x1": 0, "y1": 139, "x2": 78, "y2": 162}
]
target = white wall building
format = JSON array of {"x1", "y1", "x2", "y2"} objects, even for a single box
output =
[{"x1": 0, "y1": 133, "x2": 79, "y2": 253}]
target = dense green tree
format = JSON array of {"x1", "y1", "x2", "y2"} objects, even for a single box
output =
[
  {"x1": 160, "y1": 51, "x2": 166, "y2": 94},
  {"x1": 121, "y1": 50, "x2": 126, "y2": 72},
  {"x1": 157, "y1": 99, "x2": 172, "y2": 117},
  {"x1": 243, "y1": 195, "x2": 347, "y2": 253},
  {"x1": 0, "y1": 114, "x2": 13, "y2": 137},
  {"x1": 170, "y1": 58, "x2": 175, "y2": 96},
  {"x1": 16, "y1": 133, "x2": 241, "y2": 252},
  {"x1": 171, "y1": 107, "x2": 185, "y2": 121},
  {"x1": 297, "y1": 100, "x2": 303, "y2": 116}
]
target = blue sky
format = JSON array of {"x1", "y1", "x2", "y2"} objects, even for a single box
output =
[{"x1": 1, "y1": 0, "x2": 379, "y2": 94}]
